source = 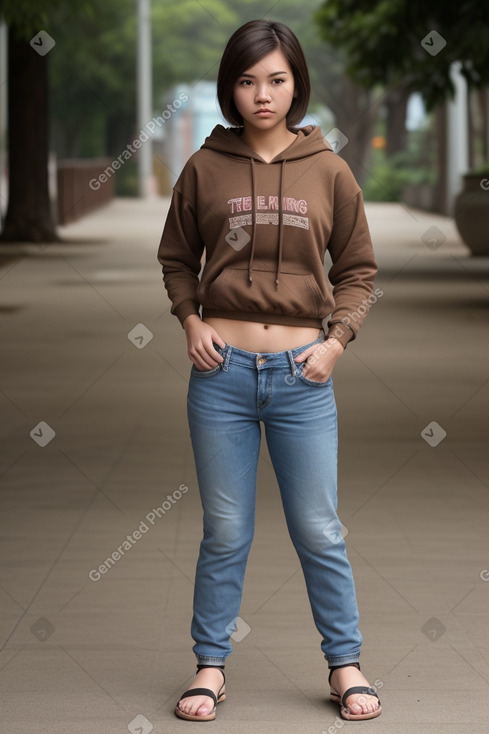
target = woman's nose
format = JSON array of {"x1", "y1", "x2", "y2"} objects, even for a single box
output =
[{"x1": 255, "y1": 85, "x2": 271, "y2": 102}]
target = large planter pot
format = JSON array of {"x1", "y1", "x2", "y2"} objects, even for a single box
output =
[{"x1": 454, "y1": 173, "x2": 489, "y2": 256}]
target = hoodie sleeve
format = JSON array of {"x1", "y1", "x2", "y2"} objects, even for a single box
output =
[
  {"x1": 157, "y1": 186, "x2": 205, "y2": 326},
  {"x1": 325, "y1": 189, "x2": 378, "y2": 348}
]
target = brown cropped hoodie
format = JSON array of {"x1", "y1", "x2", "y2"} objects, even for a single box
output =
[{"x1": 157, "y1": 124, "x2": 377, "y2": 348}]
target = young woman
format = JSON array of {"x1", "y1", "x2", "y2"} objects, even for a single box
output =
[{"x1": 158, "y1": 19, "x2": 381, "y2": 723}]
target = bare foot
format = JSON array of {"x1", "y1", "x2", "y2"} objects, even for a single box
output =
[
  {"x1": 177, "y1": 667, "x2": 225, "y2": 718},
  {"x1": 329, "y1": 666, "x2": 380, "y2": 717}
]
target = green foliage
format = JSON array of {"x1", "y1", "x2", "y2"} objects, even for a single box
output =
[
  {"x1": 152, "y1": 0, "x2": 237, "y2": 94},
  {"x1": 5, "y1": 0, "x2": 366, "y2": 194},
  {"x1": 1, "y1": 0, "x2": 97, "y2": 38},
  {"x1": 363, "y1": 152, "x2": 412, "y2": 201},
  {"x1": 114, "y1": 158, "x2": 138, "y2": 196},
  {"x1": 46, "y1": 0, "x2": 333, "y2": 172},
  {"x1": 363, "y1": 126, "x2": 437, "y2": 201},
  {"x1": 48, "y1": 0, "x2": 137, "y2": 158},
  {"x1": 468, "y1": 164, "x2": 489, "y2": 176},
  {"x1": 315, "y1": 0, "x2": 489, "y2": 110},
  {"x1": 1, "y1": 0, "x2": 52, "y2": 37}
]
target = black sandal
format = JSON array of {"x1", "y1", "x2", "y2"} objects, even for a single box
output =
[
  {"x1": 329, "y1": 662, "x2": 382, "y2": 721},
  {"x1": 175, "y1": 664, "x2": 226, "y2": 721}
]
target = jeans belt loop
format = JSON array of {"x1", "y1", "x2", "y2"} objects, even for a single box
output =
[
  {"x1": 222, "y1": 344, "x2": 232, "y2": 372},
  {"x1": 286, "y1": 349, "x2": 299, "y2": 377}
]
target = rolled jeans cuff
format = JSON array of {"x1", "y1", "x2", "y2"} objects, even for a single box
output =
[
  {"x1": 326, "y1": 651, "x2": 361, "y2": 668},
  {"x1": 195, "y1": 654, "x2": 227, "y2": 667}
]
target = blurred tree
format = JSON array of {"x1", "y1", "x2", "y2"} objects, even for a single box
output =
[
  {"x1": 296, "y1": 23, "x2": 382, "y2": 184},
  {"x1": 50, "y1": 0, "x2": 381, "y2": 193},
  {"x1": 222, "y1": 0, "x2": 381, "y2": 183},
  {"x1": 50, "y1": 0, "x2": 237, "y2": 160},
  {"x1": 2, "y1": 0, "x2": 399, "y2": 241},
  {"x1": 49, "y1": 1, "x2": 137, "y2": 160},
  {"x1": 152, "y1": 0, "x2": 237, "y2": 93},
  {"x1": 315, "y1": 0, "x2": 489, "y2": 203},
  {"x1": 315, "y1": 0, "x2": 489, "y2": 109},
  {"x1": 0, "y1": 0, "x2": 93, "y2": 242}
]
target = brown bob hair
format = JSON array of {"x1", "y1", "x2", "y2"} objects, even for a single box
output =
[{"x1": 217, "y1": 20, "x2": 310, "y2": 129}]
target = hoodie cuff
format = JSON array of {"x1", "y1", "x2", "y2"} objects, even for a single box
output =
[
  {"x1": 326, "y1": 320, "x2": 356, "y2": 349},
  {"x1": 174, "y1": 299, "x2": 201, "y2": 326}
]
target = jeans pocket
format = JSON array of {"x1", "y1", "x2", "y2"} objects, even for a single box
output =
[
  {"x1": 297, "y1": 364, "x2": 332, "y2": 388},
  {"x1": 190, "y1": 363, "x2": 222, "y2": 378},
  {"x1": 299, "y1": 375, "x2": 332, "y2": 387}
]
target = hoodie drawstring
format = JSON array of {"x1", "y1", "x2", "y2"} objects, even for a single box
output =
[
  {"x1": 276, "y1": 159, "x2": 286, "y2": 287},
  {"x1": 248, "y1": 157, "x2": 286, "y2": 288},
  {"x1": 248, "y1": 158, "x2": 257, "y2": 283}
]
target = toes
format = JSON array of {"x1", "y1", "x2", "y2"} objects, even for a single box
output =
[
  {"x1": 178, "y1": 696, "x2": 213, "y2": 718},
  {"x1": 346, "y1": 695, "x2": 379, "y2": 716},
  {"x1": 347, "y1": 701, "x2": 363, "y2": 715}
]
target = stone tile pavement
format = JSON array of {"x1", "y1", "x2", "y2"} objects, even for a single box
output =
[{"x1": 0, "y1": 197, "x2": 488, "y2": 732}]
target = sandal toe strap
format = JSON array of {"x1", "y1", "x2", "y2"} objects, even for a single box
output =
[
  {"x1": 179, "y1": 687, "x2": 217, "y2": 707},
  {"x1": 341, "y1": 686, "x2": 380, "y2": 708}
]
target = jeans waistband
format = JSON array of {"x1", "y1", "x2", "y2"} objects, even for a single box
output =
[{"x1": 215, "y1": 338, "x2": 323, "y2": 376}]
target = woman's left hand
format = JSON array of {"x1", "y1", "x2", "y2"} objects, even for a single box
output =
[{"x1": 294, "y1": 337, "x2": 344, "y2": 382}]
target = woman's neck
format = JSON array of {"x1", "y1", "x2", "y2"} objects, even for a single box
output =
[{"x1": 240, "y1": 125, "x2": 297, "y2": 163}]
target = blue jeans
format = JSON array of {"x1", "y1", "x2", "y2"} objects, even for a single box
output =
[{"x1": 186, "y1": 339, "x2": 362, "y2": 668}]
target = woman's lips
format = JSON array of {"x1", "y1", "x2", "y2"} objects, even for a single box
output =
[{"x1": 255, "y1": 109, "x2": 273, "y2": 116}]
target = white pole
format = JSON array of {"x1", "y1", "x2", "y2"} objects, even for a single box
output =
[
  {"x1": 0, "y1": 21, "x2": 8, "y2": 223},
  {"x1": 446, "y1": 61, "x2": 468, "y2": 214},
  {"x1": 136, "y1": 0, "x2": 152, "y2": 197}
]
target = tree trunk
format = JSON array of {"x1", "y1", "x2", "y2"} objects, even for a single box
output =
[
  {"x1": 0, "y1": 26, "x2": 58, "y2": 243},
  {"x1": 385, "y1": 85, "x2": 410, "y2": 157},
  {"x1": 332, "y1": 74, "x2": 380, "y2": 187},
  {"x1": 105, "y1": 110, "x2": 135, "y2": 159},
  {"x1": 434, "y1": 103, "x2": 448, "y2": 215}
]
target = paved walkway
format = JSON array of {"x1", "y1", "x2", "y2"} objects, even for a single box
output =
[{"x1": 0, "y1": 198, "x2": 488, "y2": 733}]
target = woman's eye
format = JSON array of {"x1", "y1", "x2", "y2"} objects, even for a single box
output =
[
  {"x1": 272, "y1": 78, "x2": 284, "y2": 84},
  {"x1": 240, "y1": 80, "x2": 252, "y2": 86}
]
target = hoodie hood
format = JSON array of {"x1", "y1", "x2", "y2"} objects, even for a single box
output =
[
  {"x1": 201, "y1": 124, "x2": 333, "y2": 161},
  {"x1": 201, "y1": 125, "x2": 333, "y2": 285}
]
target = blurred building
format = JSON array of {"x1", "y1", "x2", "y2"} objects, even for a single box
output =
[{"x1": 154, "y1": 81, "x2": 226, "y2": 194}]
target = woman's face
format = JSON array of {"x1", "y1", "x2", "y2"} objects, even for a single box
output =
[{"x1": 233, "y1": 49, "x2": 296, "y2": 132}]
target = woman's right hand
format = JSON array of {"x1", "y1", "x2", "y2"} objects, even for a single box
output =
[{"x1": 183, "y1": 314, "x2": 226, "y2": 370}]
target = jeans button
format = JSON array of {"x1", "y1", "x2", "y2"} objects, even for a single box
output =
[{"x1": 256, "y1": 355, "x2": 266, "y2": 366}]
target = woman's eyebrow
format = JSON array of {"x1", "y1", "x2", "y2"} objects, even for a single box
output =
[{"x1": 239, "y1": 71, "x2": 288, "y2": 78}]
